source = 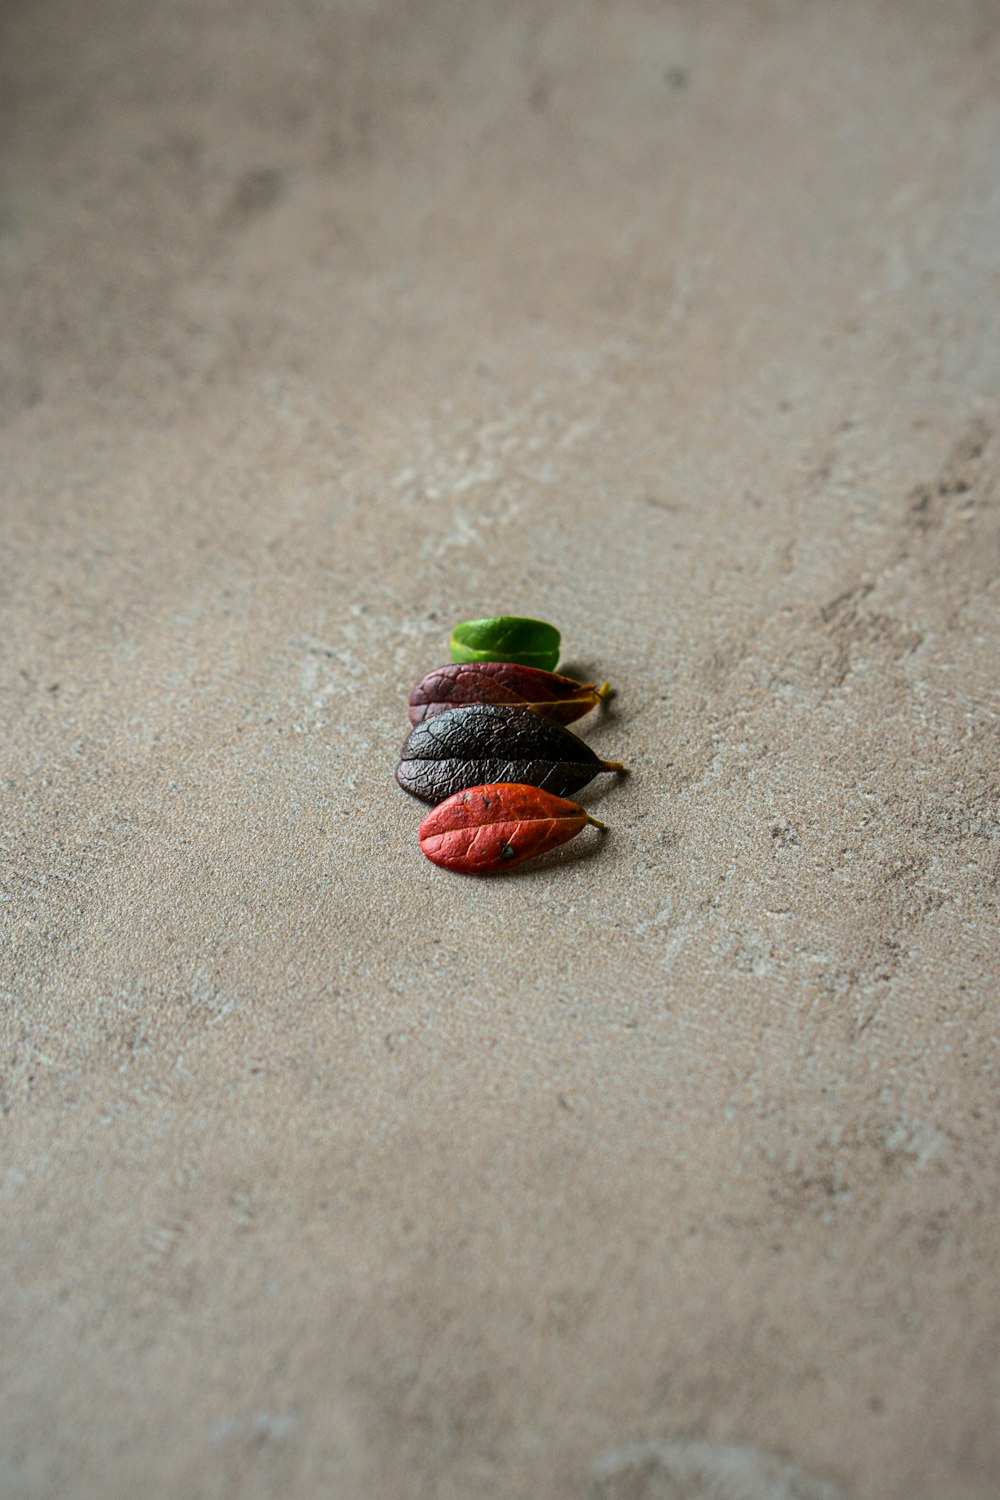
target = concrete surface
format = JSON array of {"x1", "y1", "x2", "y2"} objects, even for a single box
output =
[{"x1": 2, "y1": 2, "x2": 999, "y2": 1497}]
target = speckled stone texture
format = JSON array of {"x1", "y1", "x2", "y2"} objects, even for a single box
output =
[{"x1": 2, "y1": 2, "x2": 999, "y2": 1498}]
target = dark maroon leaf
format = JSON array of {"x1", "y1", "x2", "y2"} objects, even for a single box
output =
[
  {"x1": 407, "y1": 662, "x2": 612, "y2": 727},
  {"x1": 396, "y1": 703, "x2": 625, "y2": 805}
]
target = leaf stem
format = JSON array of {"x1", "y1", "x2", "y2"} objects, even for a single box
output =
[
  {"x1": 585, "y1": 813, "x2": 608, "y2": 831},
  {"x1": 601, "y1": 760, "x2": 627, "y2": 773}
]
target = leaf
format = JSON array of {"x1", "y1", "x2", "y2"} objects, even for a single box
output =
[
  {"x1": 408, "y1": 662, "x2": 613, "y2": 727},
  {"x1": 450, "y1": 616, "x2": 561, "y2": 671},
  {"x1": 396, "y1": 703, "x2": 626, "y2": 805},
  {"x1": 419, "y1": 782, "x2": 607, "y2": 873}
]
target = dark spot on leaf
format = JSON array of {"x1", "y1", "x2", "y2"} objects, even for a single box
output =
[
  {"x1": 229, "y1": 166, "x2": 284, "y2": 220},
  {"x1": 500, "y1": 841, "x2": 517, "y2": 860},
  {"x1": 529, "y1": 77, "x2": 550, "y2": 112}
]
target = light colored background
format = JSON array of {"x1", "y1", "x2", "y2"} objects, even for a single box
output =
[{"x1": 2, "y1": 3, "x2": 999, "y2": 1497}]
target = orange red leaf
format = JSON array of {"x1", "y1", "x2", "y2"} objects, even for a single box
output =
[{"x1": 419, "y1": 782, "x2": 606, "y2": 874}]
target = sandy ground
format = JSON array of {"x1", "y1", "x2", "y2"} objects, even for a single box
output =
[{"x1": 2, "y1": 2, "x2": 999, "y2": 1497}]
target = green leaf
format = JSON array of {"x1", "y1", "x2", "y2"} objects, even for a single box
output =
[{"x1": 449, "y1": 616, "x2": 561, "y2": 671}]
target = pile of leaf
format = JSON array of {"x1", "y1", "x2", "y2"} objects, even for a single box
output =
[{"x1": 396, "y1": 615, "x2": 625, "y2": 874}]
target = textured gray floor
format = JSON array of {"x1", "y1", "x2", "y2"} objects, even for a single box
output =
[{"x1": 2, "y1": 3, "x2": 999, "y2": 1497}]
